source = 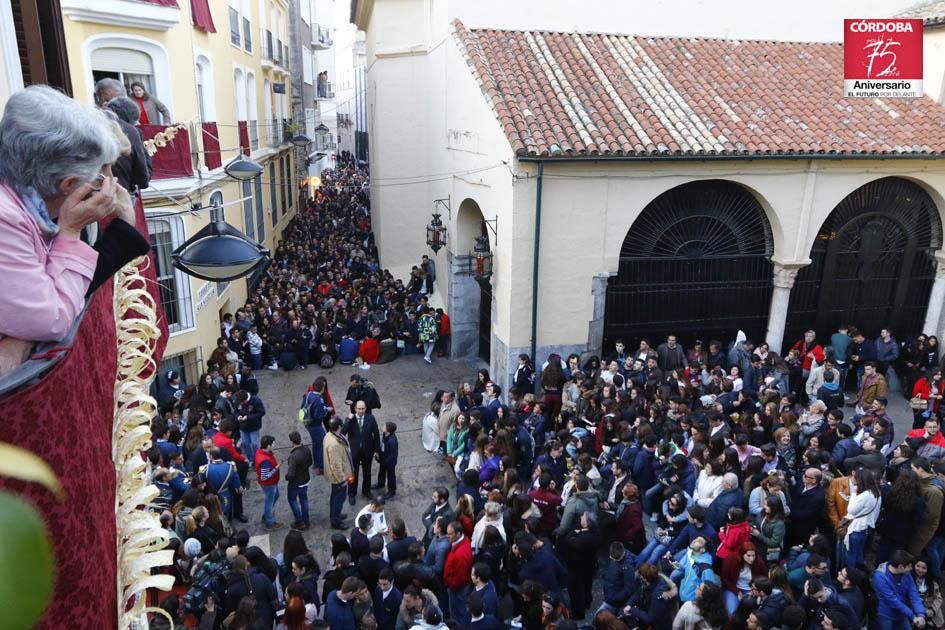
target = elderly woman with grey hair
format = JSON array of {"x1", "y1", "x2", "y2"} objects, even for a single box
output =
[{"x1": 0, "y1": 85, "x2": 150, "y2": 374}]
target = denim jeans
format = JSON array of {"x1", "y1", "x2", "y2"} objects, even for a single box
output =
[
  {"x1": 423, "y1": 341, "x2": 436, "y2": 361},
  {"x1": 839, "y1": 529, "x2": 868, "y2": 569},
  {"x1": 926, "y1": 536, "x2": 945, "y2": 579},
  {"x1": 306, "y1": 423, "x2": 326, "y2": 471},
  {"x1": 329, "y1": 482, "x2": 347, "y2": 526},
  {"x1": 639, "y1": 539, "x2": 668, "y2": 565},
  {"x1": 287, "y1": 483, "x2": 310, "y2": 525},
  {"x1": 643, "y1": 484, "x2": 663, "y2": 514},
  {"x1": 261, "y1": 483, "x2": 279, "y2": 525},
  {"x1": 249, "y1": 354, "x2": 262, "y2": 370},
  {"x1": 724, "y1": 590, "x2": 744, "y2": 614},
  {"x1": 240, "y1": 429, "x2": 260, "y2": 464}
]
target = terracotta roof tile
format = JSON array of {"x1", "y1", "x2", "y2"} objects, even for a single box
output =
[{"x1": 452, "y1": 19, "x2": 945, "y2": 158}]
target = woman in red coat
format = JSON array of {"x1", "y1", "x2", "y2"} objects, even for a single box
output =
[
  {"x1": 721, "y1": 541, "x2": 766, "y2": 614},
  {"x1": 911, "y1": 368, "x2": 943, "y2": 428}
]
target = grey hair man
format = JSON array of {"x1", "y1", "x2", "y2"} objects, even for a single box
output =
[
  {"x1": 106, "y1": 96, "x2": 141, "y2": 126},
  {"x1": 93, "y1": 78, "x2": 151, "y2": 192}
]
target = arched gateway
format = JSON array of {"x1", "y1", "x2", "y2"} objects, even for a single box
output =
[{"x1": 603, "y1": 180, "x2": 774, "y2": 351}]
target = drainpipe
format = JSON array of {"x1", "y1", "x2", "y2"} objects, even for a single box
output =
[{"x1": 530, "y1": 161, "x2": 544, "y2": 363}]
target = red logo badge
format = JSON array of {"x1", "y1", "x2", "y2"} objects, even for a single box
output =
[{"x1": 844, "y1": 19, "x2": 923, "y2": 97}]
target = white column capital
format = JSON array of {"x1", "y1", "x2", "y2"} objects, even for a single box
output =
[{"x1": 772, "y1": 266, "x2": 799, "y2": 289}]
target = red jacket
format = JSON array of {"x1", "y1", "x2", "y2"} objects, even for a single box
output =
[
  {"x1": 254, "y1": 449, "x2": 280, "y2": 486},
  {"x1": 529, "y1": 488, "x2": 563, "y2": 533},
  {"x1": 443, "y1": 535, "x2": 473, "y2": 591},
  {"x1": 716, "y1": 520, "x2": 752, "y2": 560},
  {"x1": 720, "y1": 552, "x2": 766, "y2": 594},
  {"x1": 439, "y1": 313, "x2": 451, "y2": 335},
  {"x1": 212, "y1": 431, "x2": 246, "y2": 464},
  {"x1": 912, "y1": 378, "x2": 943, "y2": 413},
  {"x1": 791, "y1": 341, "x2": 825, "y2": 372},
  {"x1": 359, "y1": 338, "x2": 380, "y2": 364}
]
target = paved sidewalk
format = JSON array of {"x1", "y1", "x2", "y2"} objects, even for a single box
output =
[{"x1": 239, "y1": 354, "x2": 481, "y2": 561}]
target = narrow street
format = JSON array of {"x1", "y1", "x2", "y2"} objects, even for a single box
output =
[{"x1": 241, "y1": 354, "x2": 482, "y2": 557}]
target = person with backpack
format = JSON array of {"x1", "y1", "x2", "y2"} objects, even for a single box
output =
[
  {"x1": 285, "y1": 431, "x2": 313, "y2": 531},
  {"x1": 300, "y1": 380, "x2": 331, "y2": 474}
]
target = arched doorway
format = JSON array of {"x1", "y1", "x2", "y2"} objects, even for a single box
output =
[
  {"x1": 604, "y1": 180, "x2": 774, "y2": 350},
  {"x1": 786, "y1": 177, "x2": 942, "y2": 342},
  {"x1": 450, "y1": 199, "x2": 491, "y2": 361}
]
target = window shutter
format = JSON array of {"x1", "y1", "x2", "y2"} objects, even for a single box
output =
[{"x1": 91, "y1": 48, "x2": 154, "y2": 75}]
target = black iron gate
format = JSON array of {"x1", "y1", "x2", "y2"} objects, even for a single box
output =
[
  {"x1": 604, "y1": 180, "x2": 774, "y2": 351},
  {"x1": 479, "y1": 283, "x2": 492, "y2": 363},
  {"x1": 786, "y1": 177, "x2": 942, "y2": 342}
]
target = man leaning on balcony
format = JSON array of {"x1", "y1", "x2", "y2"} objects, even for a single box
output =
[{"x1": 94, "y1": 78, "x2": 152, "y2": 193}]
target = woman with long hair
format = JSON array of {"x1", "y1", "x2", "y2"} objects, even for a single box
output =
[
  {"x1": 281, "y1": 582, "x2": 310, "y2": 630},
  {"x1": 911, "y1": 367, "x2": 944, "y2": 429},
  {"x1": 540, "y1": 355, "x2": 566, "y2": 420},
  {"x1": 751, "y1": 496, "x2": 786, "y2": 563},
  {"x1": 837, "y1": 468, "x2": 881, "y2": 569},
  {"x1": 474, "y1": 369, "x2": 491, "y2": 394},
  {"x1": 673, "y1": 581, "x2": 727, "y2": 629},
  {"x1": 876, "y1": 468, "x2": 925, "y2": 563},
  {"x1": 720, "y1": 542, "x2": 766, "y2": 614}
]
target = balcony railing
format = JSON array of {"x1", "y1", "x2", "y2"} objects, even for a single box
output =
[
  {"x1": 260, "y1": 27, "x2": 274, "y2": 64},
  {"x1": 316, "y1": 79, "x2": 332, "y2": 99},
  {"x1": 248, "y1": 120, "x2": 259, "y2": 151},
  {"x1": 201, "y1": 122, "x2": 222, "y2": 170},
  {"x1": 312, "y1": 24, "x2": 333, "y2": 49},
  {"x1": 140, "y1": 124, "x2": 194, "y2": 180},
  {"x1": 238, "y1": 120, "x2": 250, "y2": 156}
]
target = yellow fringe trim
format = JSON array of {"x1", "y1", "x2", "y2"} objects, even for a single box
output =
[{"x1": 113, "y1": 255, "x2": 175, "y2": 629}]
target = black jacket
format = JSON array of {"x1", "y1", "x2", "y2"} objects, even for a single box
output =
[
  {"x1": 385, "y1": 535, "x2": 417, "y2": 565},
  {"x1": 286, "y1": 444, "x2": 313, "y2": 485},
  {"x1": 113, "y1": 119, "x2": 151, "y2": 193},
  {"x1": 87, "y1": 218, "x2": 151, "y2": 297},
  {"x1": 223, "y1": 569, "x2": 278, "y2": 630}
]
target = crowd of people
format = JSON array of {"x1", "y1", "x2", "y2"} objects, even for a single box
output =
[{"x1": 146, "y1": 164, "x2": 945, "y2": 630}]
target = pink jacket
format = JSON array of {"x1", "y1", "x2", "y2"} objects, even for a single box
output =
[{"x1": 0, "y1": 183, "x2": 98, "y2": 342}]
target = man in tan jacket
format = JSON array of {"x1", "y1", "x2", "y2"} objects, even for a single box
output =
[
  {"x1": 437, "y1": 391, "x2": 460, "y2": 452},
  {"x1": 324, "y1": 418, "x2": 354, "y2": 529}
]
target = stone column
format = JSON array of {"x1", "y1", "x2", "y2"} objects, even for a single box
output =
[
  {"x1": 924, "y1": 252, "x2": 945, "y2": 337},
  {"x1": 765, "y1": 263, "x2": 801, "y2": 354}
]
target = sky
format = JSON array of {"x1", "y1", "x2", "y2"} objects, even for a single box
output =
[{"x1": 453, "y1": 0, "x2": 927, "y2": 42}]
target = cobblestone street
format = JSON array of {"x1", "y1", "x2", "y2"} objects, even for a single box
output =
[{"x1": 240, "y1": 354, "x2": 483, "y2": 558}]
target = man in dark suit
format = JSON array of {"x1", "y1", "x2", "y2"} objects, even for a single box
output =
[
  {"x1": 420, "y1": 487, "x2": 455, "y2": 546},
  {"x1": 384, "y1": 518, "x2": 417, "y2": 565},
  {"x1": 788, "y1": 467, "x2": 826, "y2": 547},
  {"x1": 372, "y1": 567, "x2": 402, "y2": 630},
  {"x1": 343, "y1": 399, "x2": 380, "y2": 503},
  {"x1": 467, "y1": 592, "x2": 502, "y2": 630}
]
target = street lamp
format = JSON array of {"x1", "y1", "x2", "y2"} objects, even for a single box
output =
[
  {"x1": 426, "y1": 211, "x2": 447, "y2": 253},
  {"x1": 224, "y1": 155, "x2": 263, "y2": 181},
  {"x1": 291, "y1": 133, "x2": 312, "y2": 147},
  {"x1": 472, "y1": 235, "x2": 493, "y2": 283},
  {"x1": 172, "y1": 220, "x2": 270, "y2": 282},
  {"x1": 168, "y1": 154, "x2": 270, "y2": 282}
]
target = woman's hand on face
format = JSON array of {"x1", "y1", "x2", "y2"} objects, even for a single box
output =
[{"x1": 58, "y1": 176, "x2": 119, "y2": 238}]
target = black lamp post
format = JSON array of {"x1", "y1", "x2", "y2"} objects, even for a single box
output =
[
  {"x1": 171, "y1": 154, "x2": 269, "y2": 281},
  {"x1": 426, "y1": 211, "x2": 447, "y2": 253},
  {"x1": 291, "y1": 133, "x2": 312, "y2": 147},
  {"x1": 472, "y1": 235, "x2": 493, "y2": 283}
]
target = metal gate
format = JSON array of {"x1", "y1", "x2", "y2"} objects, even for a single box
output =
[
  {"x1": 786, "y1": 177, "x2": 942, "y2": 342},
  {"x1": 604, "y1": 180, "x2": 774, "y2": 351}
]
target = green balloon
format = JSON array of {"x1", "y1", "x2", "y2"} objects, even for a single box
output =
[{"x1": 0, "y1": 492, "x2": 54, "y2": 630}]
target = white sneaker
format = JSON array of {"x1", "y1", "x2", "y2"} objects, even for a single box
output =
[{"x1": 424, "y1": 357, "x2": 432, "y2": 364}]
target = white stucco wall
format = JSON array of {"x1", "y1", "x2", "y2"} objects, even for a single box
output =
[
  {"x1": 923, "y1": 26, "x2": 945, "y2": 104},
  {"x1": 512, "y1": 159, "x2": 945, "y2": 356}
]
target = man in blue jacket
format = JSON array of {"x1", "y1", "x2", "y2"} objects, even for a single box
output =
[
  {"x1": 705, "y1": 473, "x2": 744, "y2": 530},
  {"x1": 598, "y1": 542, "x2": 638, "y2": 615},
  {"x1": 633, "y1": 436, "x2": 659, "y2": 514},
  {"x1": 873, "y1": 551, "x2": 926, "y2": 630},
  {"x1": 667, "y1": 505, "x2": 717, "y2": 558},
  {"x1": 324, "y1": 576, "x2": 360, "y2": 630},
  {"x1": 235, "y1": 390, "x2": 266, "y2": 464},
  {"x1": 372, "y1": 568, "x2": 402, "y2": 630}
]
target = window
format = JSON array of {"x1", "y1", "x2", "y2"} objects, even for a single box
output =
[
  {"x1": 147, "y1": 217, "x2": 194, "y2": 333},
  {"x1": 303, "y1": 48, "x2": 313, "y2": 85},
  {"x1": 301, "y1": 0, "x2": 311, "y2": 24},
  {"x1": 234, "y1": 68, "x2": 246, "y2": 120},
  {"x1": 195, "y1": 54, "x2": 215, "y2": 121},
  {"x1": 269, "y1": 163, "x2": 277, "y2": 226},
  {"x1": 243, "y1": 16, "x2": 252, "y2": 52},
  {"x1": 247, "y1": 72, "x2": 258, "y2": 150},
  {"x1": 254, "y1": 174, "x2": 265, "y2": 242},
  {"x1": 229, "y1": 7, "x2": 240, "y2": 46},
  {"x1": 242, "y1": 179, "x2": 254, "y2": 241},
  {"x1": 279, "y1": 157, "x2": 287, "y2": 216},
  {"x1": 286, "y1": 154, "x2": 293, "y2": 210}
]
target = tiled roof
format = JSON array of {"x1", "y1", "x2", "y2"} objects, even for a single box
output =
[
  {"x1": 452, "y1": 20, "x2": 945, "y2": 158},
  {"x1": 899, "y1": 0, "x2": 945, "y2": 26}
]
